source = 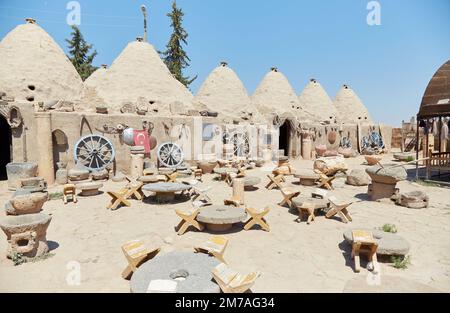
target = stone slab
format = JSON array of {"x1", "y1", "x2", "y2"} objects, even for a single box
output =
[
  {"x1": 343, "y1": 229, "x2": 410, "y2": 256},
  {"x1": 130, "y1": 251, "x2": 220, "y2": 293}
]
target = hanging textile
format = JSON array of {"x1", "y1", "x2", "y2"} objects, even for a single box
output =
[
  {"x1": 443, "y1": 118, "x2": 450, "y2": 141},
  {"x1": 433, "y1": 118, "x2": 439, "y2": 136}
]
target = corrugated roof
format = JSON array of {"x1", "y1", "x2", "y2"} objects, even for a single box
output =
[{"x1": 418, "y1": 60, "x2": 450, "y2": 118}]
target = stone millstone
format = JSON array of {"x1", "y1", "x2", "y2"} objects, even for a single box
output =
[
  {"x1": 130, "y1": 251, "x2": 220, "y2": 293},
  {"x1": 77, "y1": 182, "x2": 103, "y2": 196},
  {"x1": 68, "y1": 168, "x2": 90, "y2": 181},
  {"x1": 142, "y1": 182, "x2": 191, "y2": 193},
  {"x1": 197, "y1": 205, "x2": 247, "y2": 225},
  {"x1": 0, "y1": 213, "x2": 52, "y2": 259},
  {"x1": 398, "y1": 191, "x2": 429, "y2": 209},
  {"x1": 292, "y1": 197, "x2": 329, "y2": 210},
  {"x1": 366, "y1": 165, "x2": 407, "y2": 184},
  {"x1": 346, "y1": 169, "x2": 370, "y2": 186},
  {"x1": 393, "y1": 152, "x2": 416, "y2": 162},
  {"x1": 91, "y1": 169, "x2": 109, "y2": 180},
  {"x1": 244, "y1": 176, "x2": 261, "y2": 187},
  {"x1": 7, "y1": 192, "x2": 48, "y2": 215},
  {"x1": 343, "y1": 229, "x2": 410, "y2": 256}
]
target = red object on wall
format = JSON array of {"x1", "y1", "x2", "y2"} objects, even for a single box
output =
[{"x1": 133, "y1": 130, "x2": 150, "y2": 153}]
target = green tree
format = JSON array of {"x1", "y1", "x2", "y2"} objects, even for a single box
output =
[
  {"x1": 160, "y1": 1, "x2": 197, "y2": 88},
  {"x1": 66, "y1": 25, "x2": 98, "y2": 81}
]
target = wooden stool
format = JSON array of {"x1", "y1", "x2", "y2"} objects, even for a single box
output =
[
  {"x1": 326, "y1": 196, "x2": 354, "y2": 223},
  {"x1": 244, "y1": 207, "x2": 270, "y2": 231},
  {"x1": 126, "y1": 182, "x2": 145, "y2": 200},
  {"x1": 316, "y1": 171, "x2": 335, "y2": 190},
  {"x1": 165, "y1": 172, "x2": 178, "y2": 183},
  {"x1": 63, "y1": 184, "x2": 77, "y2": 204},
  {"x1": 175, "y1": 207, "x2": 204, "y2": 235},
  {"x1": 121, "y1": 240, "x2": 160, "y2": 279},
  {"x1": 278, "y1": 187, "x2": 300, "y2": 208},
  {"x1": 107, "y1": 188, "x2": 131, "y2": 211},
  {"x1": 265, "y1": 174, "x2": 285, "y2": 190},
  {"x1": 194, "y1": 235, "x2": 229, "y2": 264},
  {"x1": 212, "y1": 263, "x2": 261, "y2": 294},
  {"x1": 351, "y1": 230, "x2": 379, "y2": 273}
]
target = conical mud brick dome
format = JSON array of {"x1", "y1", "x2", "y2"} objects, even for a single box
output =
[
  {"x1": 334, "y1": 84, "x2": 373, "y2": 124},
  {"x1": 0, "y1": 19, "x2": 83, "y2": 103},
  {"x1": 252, "y1": 67, "x2": 307, "y2": 120},
  {"x1": 194, "y1": 62, "x2": 264, "y2": 122},
  {"x1": 298, "y1": 79, "x2": 337, "y2": 123},
  {"x1": 84, "y1": 64, "x2": 108, "y2": 88},
  {"x1": 86, "y1": 38, "x2": 193, "y2": 114}
]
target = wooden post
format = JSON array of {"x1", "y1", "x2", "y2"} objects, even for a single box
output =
[
  {"x1": 232, "y1": 178, "x2": 245, "y2": 205},
  {"x1": 130, "y1": 154, "x2": 144, "y2": 179},
  {"x1": 35, "y1": 112, "x2": 54, "y2": 185}
]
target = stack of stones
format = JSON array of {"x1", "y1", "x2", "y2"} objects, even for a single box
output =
[
  {"x1": 1, "y1": 164, "x2": 52, "y2": 261},
  {"x1": 68, "y1": 165, "x2": 91, "y2": 184}
]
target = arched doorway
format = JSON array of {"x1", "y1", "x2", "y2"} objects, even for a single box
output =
[
  {"x1": 0, "y1": 115, "x2": 12, "y2": 180},
  {"x1": 52, "y1": 129, "x2": 68, "y2": 173},
  {"x1": 279, "y1": 122, "x2": 291, "y2": 157}
]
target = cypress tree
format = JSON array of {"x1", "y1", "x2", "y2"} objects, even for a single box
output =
[
  {"x1": 160, "y1": 1, "x2": 197, "y2": 88},
  {"x1": 66, "y1": 25, "x2": 98, "y2": 81}
]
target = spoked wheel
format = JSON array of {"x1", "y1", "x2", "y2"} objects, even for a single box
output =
[
  {"x1": 74, "y1": 134, "x2": 115, "y2": 170},
  {"x1": 157, "y1": 142, "x2": 184, "y2": 168},
  {"x1": 229, "y1": 132, "x2": 250, "y2": 157}
]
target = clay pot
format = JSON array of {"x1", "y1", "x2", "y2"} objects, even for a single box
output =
[
  {"x1": 198, "y1": 161, "x2": 217, "y2": 174},
  {"x1": 0, "y1": 213, "x2": 52, "y2": 259},
  {"x1": 365, "y1": 155, "x2": 382, "y2": 166},
  {"x1": 337, "y1": 147, "x2": 354, "y2": 158},
  {"x1": 315, "y1": 145, "x2": 327, "y2": 157}
]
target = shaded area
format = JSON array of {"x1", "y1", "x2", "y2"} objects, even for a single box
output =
[{"x1": 0, "y1": 116, "x2": 12, "y2": 180}]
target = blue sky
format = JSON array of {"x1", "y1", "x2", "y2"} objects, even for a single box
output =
[{"x1": 0, "y1": 0, "x2": 449, "y2": 126}]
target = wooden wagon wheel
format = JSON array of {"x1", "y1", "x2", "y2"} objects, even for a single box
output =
[
  {"x1": 157, "y1": 142, "x2": 184, "y2": 168},
  {"x1": 74, "y1": 134, "x2": 115, "y2": 171}
]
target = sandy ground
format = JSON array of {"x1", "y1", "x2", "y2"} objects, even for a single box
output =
[{"x1": 1, "y1": 154, "x2": 449, "y2": 293}]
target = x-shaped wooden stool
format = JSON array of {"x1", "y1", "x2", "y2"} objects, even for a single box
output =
[
  {"x1": 165, "y1": 172, "x2": 178, "y2": 183},
  {"x1": 326, "y1": 196, "x2": 354, "y2": 223},
  {"x1": 191, "y1": 185, "x2": 212, "y2": 205},
  {"x1": 175, "y1": 207, "x2": 204, "y2": 235},
  {"x1": 278, "y1": 187, "x2": 301, "y2": 208},
  {"x1": 126, "y1": 181, "x2": 145, "y2": 200},
  {"x1": 107, "y1": 188, "x2": 131, "y2": 211},
  {"x1": 265, "y1": 174, "x2": 285, "y2": 190},
  {"x1": 121, "y1": 240, "x2": 160, "y2": 279},
  {"x1": 298, "y1": 201, "x2": 317, "y2": 225},
  {"x1": 244, "y1": 207, "x2": 270, "y2": 232},
  {"x1": 194, "y1": 235, "x2": 229, "y2": 264},
  {"x1": 315, "y1": 171, "x2": 335, "y2": 190}
]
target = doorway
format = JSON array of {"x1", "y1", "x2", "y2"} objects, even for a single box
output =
[
  {"x1": 52, "y1": 129, "x2": 68, "y2": 173},
  {"x1": 279, "y1": 121, "x2": 291, "y2": 157},
  {"x1": 0, "y1": 116, "x2": 12, "y2": 180}
]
